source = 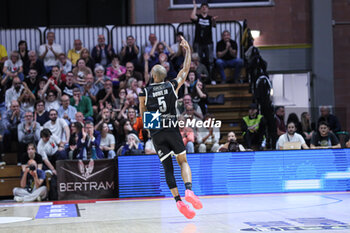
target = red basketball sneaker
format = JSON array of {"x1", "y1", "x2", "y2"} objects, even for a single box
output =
[
  {"x1": 176, "y1": 201, "x2": 196, "y2": 219},
  {"x1": 185, "y1": 190, "x2": 203, "y2": 210}
]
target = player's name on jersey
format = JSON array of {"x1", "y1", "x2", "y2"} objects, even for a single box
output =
[
  {"x1": 162, "y1": 117, "x2": 222, "y2": 128},
  {"x1": 152, "y1": 89, "x2": 168, "y2": 97}
]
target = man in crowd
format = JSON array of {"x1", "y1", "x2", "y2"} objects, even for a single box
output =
[
  {"x1": 91, "y1": 34, "x2": 115, "y2": 67},
  {"x1": 43, "y1": 109, "x2": 70, "y2": 145},
  {"x1": 120, "y1": 35, "x2": 139, "y2": 66},
  {"x1": 60, "y1": 71, "x2": 78, "y2": 97},
  {"x1": 17, "y1": 111, "x2": 41, "y2": 164},
  {"x1": 77, "y1": 121, "x2": 104, "y2": 160},
  {"x1": 191, "y1": 1, "x2": 217, "y2": 75},
  {"x1": 23, "y1": 51, "x2": 46, "y2": 77},
  {"x1": 216, "y1": 30, "x2": 244, "y2": 84},
  {"x1": 5, "y1": 77, "x2": 23, "y2": 110},
  {"x1": 318, "y1": 106, "x2": 341, "y2": 133},
  {"x1": 119, "y1": 62, "x2": 143, "y2": 88},
  {"x1": 68, "y1": 39, "x2": 83, "y2": 66},
  {"x1": 276, "y1": 121, "x2": 309, "y2": 150},
  {"x1": 39, "y1": 32, "x2": 63, "y2": 73},
  {"x1": 70, "y1": 88, "x2": 93, "y2": 118},
  {"x1": 241, "y1": 103, "x2": 266, "y2": 150},
  {"x1": 13, "y1": 159, "x2": 47, "y2": 202},
  {"x1": 58, "y1": 95, "x2": 77, "y2": 125},
  {"x1": 275, "y1": 106, "x2": 286, "y2": 139},
  {"x1": 24, "y1": 68, "x2": 41, "y2": 94}
]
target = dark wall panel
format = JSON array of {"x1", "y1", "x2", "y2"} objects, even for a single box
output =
[
  {"x1": 87, "y1": 0, "x2": 127, "y2": 25},
  {"x1": 7, "y1": 0, "x2": 47, "y2": 27},
  {"x1": 49, "y1": 0, "x2": 88, "y2": 25}
]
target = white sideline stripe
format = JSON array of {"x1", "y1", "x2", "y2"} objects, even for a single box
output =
[
  {"x1": 284, "y1": 179, "x2": 321, "y2": 190},
  {"x1": 0, "y1": 202, "x2": 53, "y2": 208},
  {"x1": 0, "y1": 217, "x2": 32, "y2": 224}
]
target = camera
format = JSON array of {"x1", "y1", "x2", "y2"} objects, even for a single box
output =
[
  {"x1": 228, "y1": 140, "x2": 240, "y2": 152},
  {"x1": 28, "y1": 164, "x2": 36, "y2": 171}
]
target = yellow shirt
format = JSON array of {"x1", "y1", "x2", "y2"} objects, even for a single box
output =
[
  {"x1": 0, "y1": 44, "x2": 8, "y2": 62},
  {"x1": 67, "y1": 49, "x2": 81, "y2": 66}
]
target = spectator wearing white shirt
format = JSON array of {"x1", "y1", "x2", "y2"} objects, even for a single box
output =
[
  {"x1": 3, "y1": 51, "x2": 24, "y2": 81},
  {"x1": 276, "y1": 121, "x2": 309, "y2": 150},
  {"x1": 57, "y1": 53, "x2": 72, "y2": 74},
  {"x1": 5, "y1": 77, "x2": 24, "y2": 110},
  {"x1": 37, "y1": 128, "x2": 67, "y2": 176},
  {"x1": 39, "y1": 32, "x2": 63, "y2": 73},
  {"x1": 197, "y1": 114, "x2": 220, "y2": 153},
  {"x1": 43, "y1": 109, "x2": 70, "y2": 145},
  {"x1": 58, "y1": 95, "x2": 77, "y2": 125}
]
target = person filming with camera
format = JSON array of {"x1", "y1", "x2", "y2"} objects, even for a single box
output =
[
  {"x1": 218, "y1": 131, "x2": 245, "y2": 152},
  {"x1": 13, "y1": 159, "x2": 47, "y2": 202}
]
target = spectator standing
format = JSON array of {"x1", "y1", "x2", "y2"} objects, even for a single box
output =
[
  {"x1": 91, "y1": 34, "x2": 115, "y2": 67},
  {"x1": 120, "y1": 35, "x2": 139, "y2": 66},
  {"x1": 191, "y1": 1, "x2": 217, "y2": 76},
  {"x1": 38, "y1": 32, "x2": 63, "y2": 73},
  {"x1": 18, "y1": 40, "x2": 29, "y2": 66},
  {"x1": 68, "y1": 39, "x2": 83, "y2": 66}
]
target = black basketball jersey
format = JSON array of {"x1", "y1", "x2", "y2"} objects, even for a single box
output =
[{"x1": 139, "y1": 80, "x2": 179, "y2": 135}]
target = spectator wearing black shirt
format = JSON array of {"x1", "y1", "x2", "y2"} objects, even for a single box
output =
[
  {"x1": 20, "y1": 143, "x2": 43, "y2": 172},
  {"x1": 96, "y1": 79, "x2": 118, "y2": 111},
  {"x1": 34, "y1": 100, "x2": 50, "y2": 126},
  {"x1": 23, "y1": 51, "x2": 46, "y2": 78},
  {"x1": 59, "y1": 71, "x2": 79, "y2": 98},
  {"x1": 310, "y1": 121, "x2": 341, "y2": 149},
  {"x1": 191, "y1": 1, "x2": 217, "y2": 75},
  {"x1": 24, "y1": 68, "x2": 41, "y2": 94},
  {"x1": 120, "y1": 35, "x2": 139, "y2": 66},
  {"x1": 216, "y1": 30, "x2": 244, "y2": 84}
]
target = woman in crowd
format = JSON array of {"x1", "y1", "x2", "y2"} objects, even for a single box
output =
[
  {"x1": 18, "y1": 40, "x2": 29, "y2": 65},
  {"x1": 116, "y1": 118, "x2": 137, "y2": 153},
  {"x1": 142, "y1": 129, "x2": 156, "y2": 155},
  {"x1": 99, "y1": 122, "x2": 116, "y2": 159},
  {"x1": 72, "y1": 58, "x2": 92, "y2": 85},
  {"x1": 126, "y1": 78, "x2": 141, "y2": 105},
  {"x1": 218, "y1": 131, "x2": 246, "y2": 152},
  {"x1": 121, "y1": 133, "x2": 144, "y2": 155},
  {"x1": 114, "y1": 88, "x2": 127, "y2": 110},
  {"x1": 57, "y1": 53, "x2": 72, "y2": 74},
  {"x1": 106, "y1": 54, "x2": 126, "y2": 86},
  {"x1": 184, "y1": 71, "x2": 198, "y2": 95},
  {"x1": 191, "y1": 80, "x2": 208, "y2": 115},
  {"x1": 80, "y1": 48, "x2": 95, "y2": 71},
  {"x1": 300, "y1": 112, "x2": 314, "y2": 146},
  {"x1": 18, "y1": 82, "x2": 36, "y2": 112},
  {"x1": 94, "y1": 65, "x2": 110, "y2": 89},
  {"x1": 3, "y1": 51, "x2": 24, "y2": 80}
]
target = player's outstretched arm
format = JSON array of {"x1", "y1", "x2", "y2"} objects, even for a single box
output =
[
  {"x1": 175, "y1": 36, "x2": 191, "y2": 92},
  {"x1": 139, "y1": 95, "x2": 146, "y2": 121}
]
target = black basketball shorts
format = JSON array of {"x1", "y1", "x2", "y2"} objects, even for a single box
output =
[{"x1": 152, "y1": 128, "x2": 186, "y2": 162}]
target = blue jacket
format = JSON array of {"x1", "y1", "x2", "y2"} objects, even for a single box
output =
[{"x1": 77, "y1": 131, "x2": 104, "y2": 159}]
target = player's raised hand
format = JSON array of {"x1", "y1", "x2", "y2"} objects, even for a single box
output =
[{"x1": 180, "y1": 36, "x2": 190, "y2": 50}]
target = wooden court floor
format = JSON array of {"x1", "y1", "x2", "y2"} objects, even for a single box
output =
[{"x1": 0, "y1": 192, "x2": 349, "y2": 233}]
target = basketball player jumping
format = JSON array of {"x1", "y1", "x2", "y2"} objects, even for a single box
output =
[{"x1": 139, "y1": 37, "x2": 202, "y2": 219}]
